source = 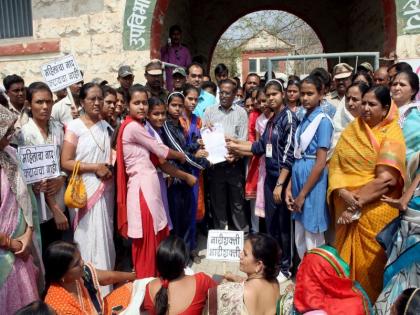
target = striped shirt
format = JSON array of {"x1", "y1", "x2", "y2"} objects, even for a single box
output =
[{"x1": 202, "y1": 104, "x2": 248, "y2": 141}]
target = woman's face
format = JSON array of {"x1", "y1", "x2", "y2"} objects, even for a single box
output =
[
  {"x1": 353, "y1": 74, "x2": 369, "y2": 86},
  {"x1": 129, "y1": 91, "x2": 149, "y2": 121},
  {"x1": 345, "y1": 86, "x2": 363, "y2": 118},
  {"x1": 286, "y1": 84, "x2": 300, "y2": 104},
  {"x1": 300, "y1": 82, "x2": 322, "y2": 113},
  {"x1": 81, "y1": 86, "x2": 104, "y2": 120},
  {"x1": 148, "y1": 104, "x2": 167, "y2": 129},
  {"x1": 62, "y1": 250, "x2": 84, "y2": 283},
  {"x1": 239, "y1": 240, "x2": 262, "y2": 276},
  {"x1": 102, "y1": 93, "x2": 116, "y2": 121},
  {"x1": 30, "y1": 90, "x2": 53, "y2": 124},
  {"x1": 257, "y1": 93, "x2": 267, "y2": 112},
  {"x1": 244, "y1": 98, "x2": 253, "y2": 114},
  {"x1": 116, "y1": 92, "x2": 126, "y2": 115},
  {"x1": 361, "y1": 91, "x2": 388, "y2": 128},
  {"x1": 265, "y1": 86, "x2": 283, "y2": 112},
  {"x1": 168, "y1": 96, "x2": 184, "y2": 120},
  {"x1": 184, "y1": 91, "x2": 198, "y2": 113},
  {"x1": 391, "y1": 73, "x2": 415, "y2": 106}
]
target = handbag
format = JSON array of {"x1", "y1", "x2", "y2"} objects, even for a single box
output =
[
  {"x1": 64, "y1": 161, "x2": 87, "y2": 208},
  {"x1": 376, "y1": 214, "x2": 402, "y2": 255}
]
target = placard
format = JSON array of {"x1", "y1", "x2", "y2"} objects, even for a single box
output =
[
  {"x1": 40, "y1": 54, "x2": 83, "y2": 92},
  {"x1": 206, "y1": 230, "x2": 244, "y2": 261},
  {"x1": 18, "y1": 145, "x2": 60, "y2": 184}
]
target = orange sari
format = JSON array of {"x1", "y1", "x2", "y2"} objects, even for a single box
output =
[{"x1": 328, "y1": 104, "x2": 406, "y2": 302}]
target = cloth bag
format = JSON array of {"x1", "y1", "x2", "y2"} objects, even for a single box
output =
[{"x1": 64, "y1": 161, "x2": 87, "y2": 208}]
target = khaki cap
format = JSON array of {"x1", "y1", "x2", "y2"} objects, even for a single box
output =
[{"x1": 333, "y1": 63, "x2": 353, "y2": 80}]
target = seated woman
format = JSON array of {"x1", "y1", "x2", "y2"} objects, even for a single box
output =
[
  {"x1": 210, "y1": 233, "x2": 281, "y2": 315},
  {"x1": 44, "y1": 241, "x2": 136, "y2": 315},
  {"x1": 390, "y1": 288, "x2": 420, "y2": 315},
  {"x1": 142, "y1": 235, "x2": 216, "y2": 315}
]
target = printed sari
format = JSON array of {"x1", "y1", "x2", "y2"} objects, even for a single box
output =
[{"x1": 328, "y1": 103, "x2": 406, "y2": 302}]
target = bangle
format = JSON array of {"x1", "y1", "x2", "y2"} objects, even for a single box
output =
[{"x1": 276, "y1": 182, "x2": 284, "y2": 187}]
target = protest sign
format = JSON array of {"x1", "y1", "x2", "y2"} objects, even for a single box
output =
[
  {"x1": 206, "y1": 229, "x2": 244, "y2": 262},
  {"x1": 40, "y1": 54, "x2": 83, "y2": 92},
  {"x1": 201, "y1": 123, "x2": 228, "y2": 165},
  {"x1": 18, "y1": 144, "x2": 60, "y2": 184}
]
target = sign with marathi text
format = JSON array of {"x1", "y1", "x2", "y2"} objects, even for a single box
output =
[
  {"x1": 122, "y1": 0, "x2": 157, "y2": 51},
  {"x1": 18, "y1": 145, "x2": 60, "y2": 184},
  {"x1": 397, "y1": 0, "x2": 420, "y2": 35},
  {"x1": 206, "y1": 230, "x2": 244, "y2": 262},
  {"x1": 40, "y1": 54, "x2": 83, "y2": 92}
]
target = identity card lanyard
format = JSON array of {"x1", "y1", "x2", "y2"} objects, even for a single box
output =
[{"x1": 266, "y1": 122, "x2": 274, "y2": 158}]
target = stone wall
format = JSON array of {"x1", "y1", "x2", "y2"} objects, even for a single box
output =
[{"x1": 0, "y1": 0, "x2": 150, "y2": 87}]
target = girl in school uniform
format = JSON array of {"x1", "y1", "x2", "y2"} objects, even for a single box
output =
[{"x1": 285, "y1": 75, "x2": 334, "y2": 259}]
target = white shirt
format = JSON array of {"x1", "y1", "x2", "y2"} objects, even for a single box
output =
[{"x1": 52, "y1": 95, "x2": 73, "y2": 126}]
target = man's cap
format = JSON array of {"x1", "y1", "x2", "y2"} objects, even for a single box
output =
[
  {"x1": 333, "y1": 63, "x2": 354, "y2": 80},
  {"x1": 118, "y1": 65, "x2": 133, "y2": 78},
  {"x1": 357, "y1": 62, "x2": 374, "y2": 73},
  {"x1": 172, "y1": 67, "x2": 186, "y2": 77},
  {"x1": 145, "y1": 59, "x2": 163, "y2": 75}
]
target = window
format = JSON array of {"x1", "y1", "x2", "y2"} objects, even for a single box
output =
[
  {"x1": 249, "y1": 59, "x2": 257, "y2": 72},
  {"x1": 0, "y1": 0, "x2": 33, "y2": 39},
  {"x1": 260, "y1": 59, "x2": 268, "y2": 72}
]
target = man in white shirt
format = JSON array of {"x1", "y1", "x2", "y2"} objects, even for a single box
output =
[{"x1": 52, "y1": 79, "x2": 83, "y2": 126}]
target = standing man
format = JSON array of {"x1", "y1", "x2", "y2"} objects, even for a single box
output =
[
  {"x1": 203, "y1": 79, "x2": 249, "y2": 233},
  {"x1": 52, "y1": 79, "x2": 83, "y2": 126},
  {"x1": 326, "y1": 63, "x2": 353, "y2": 107},
  {"x1": 3, "y1": 74, "x2": 26, "y2": 116},
  {"x1": 161, "y1": 25, "x2": 192, "y2": 91},
  {"x1": 373, "y1": 66, "x2": 390, "y2": 86},
  {"x1": 144, "y1": 59, "x2": 168, "y2": 102},
  {"x1": 117, "y1": 65, "x2": 135, "y2": 98},
  {"x1": 244, "y1": 73, "x2": 261, "y2": 97},
  {"x1": 172, "y1": 67, "x2": 187, "y2": 92},
  {"x1": 187, "y1": 62, "x2": 216, "y2": 117},
  {"x1": 214, "y1": 63, "x2": 229, "y2": 100}
]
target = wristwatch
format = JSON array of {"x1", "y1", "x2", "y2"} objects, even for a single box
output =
[{"x1": 276, "y1": 181, "x2": 284, "y2": 187}]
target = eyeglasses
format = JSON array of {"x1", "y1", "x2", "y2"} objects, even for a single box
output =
[{"x1": 220, "y1": 91, "x2": 233, "y2": 96}]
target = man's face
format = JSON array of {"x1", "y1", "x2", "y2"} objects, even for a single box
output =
[
  {"x1": 6, "y1": 82, "x2": 26, "y2": 107},
  {"x1": 219, "y1": 82, "x2": 236, "y2": 109},
  {"x1": 187, "y1": 66, "x2": 203, "y2": 89},
  {"x1": 215, "y1": 71, "x2": 228, "y2": 85},
  {"x1": 145, "y1": 71, "x2": 163, "y2": 89},
  {"x1": 244, "y1": 75, "x2": 260, "y2": 93},
  {"x1": 172, "y1": 74, "x2": 186, "y2": 91},
  {"x1": 334, "y1": 76, "x2": 351, "y2": 96},
  {"x1": 118, "y1": 75, "x2": 134, "y2": 90},
  {"x1": 388, "y1": 67, "x2": 398, "y2": 84},
  {"x1": 69, "y1": 81, "x2": 83, "y2": 97},
  {"x1": 170, "y1": 30, "x2": 182, "y2": 46},
  {"x1": 374, "y1": 68, "x2": 389, "y2": 86}
]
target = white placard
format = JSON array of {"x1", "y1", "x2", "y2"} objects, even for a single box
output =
[
  {"x1": 40, "y1": 54, "x2": 83, "y2": 92},
  {"x1": 17, "y1": 144, "x2": 60, "y2": 184},
  {"x1": 206, "y1": 229, "x2": 244, "y2": 261},
  {"x1": 201, "y1": 123, "x2": 228, "y2": 164}
]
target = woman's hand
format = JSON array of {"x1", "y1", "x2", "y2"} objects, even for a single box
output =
[
  {"x1": 32, "y1": 181, "x2": 47, "y2": 195},
  {"x1": 51, "y1": 205, "x2": 69, "y2": 231},
  {"x1": 184, "y1": 174, "x2": 198, "y2": 187},
  {"x1": 285, "y1": 185, "x2": 294, "y2": 212},
  {"x1": 9, "y1": 239, "x2": 23, "y2": 253},
  {"x1": 292, "y1": 194, "x2": 305, "y2": 213},
  {"x1": 381, "y1": 195, "x2": 408, "y2": 211},
  {"x1": 339, "y1": 189, "x2": 359, "y2": 208},
  {"x1": 95, "y1": 164, "x2": 112, "y2": 179},
  {"x1": 273, "y1": 186, "x2": 283, "y2": 204},
  {"x1": 194, "y1": 149, "x2": 209, "y2": 159},
  {"x1": 337, "y1": 209, "x2": 354, "y2": 225},
  {"x1": 47, "y1": 176, "x2": 66, "y2": 196},
  {"x1": 14, "y1": 227, "x2": 32, "y2": 260}
]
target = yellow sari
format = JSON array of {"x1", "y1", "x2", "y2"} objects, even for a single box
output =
[{"x1": 328, "y1": 104, "x2": 406, "y2": 302}]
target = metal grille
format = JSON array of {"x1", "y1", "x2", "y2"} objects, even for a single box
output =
[{"x1": 0, "y1": 0, "x2": 33, "y2": 39}]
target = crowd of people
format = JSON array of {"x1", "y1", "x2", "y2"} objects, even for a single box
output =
[{"x1": 0, "y1": 24, "x2": 419, "y2": 315}]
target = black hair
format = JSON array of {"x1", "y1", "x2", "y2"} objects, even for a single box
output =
[
  {"x1": 347, "y1": 81, "x2": 370, "y2": 96},
  {"x1": 14, "y1": 301, "x2": 56, "y2": 315},
  {"x1": 148, "y1": 97, "x2": 165, "y2": 112},
  {"x1": 3, "y1": 74, "x2": 24, "y2": 92},
  {"x1": 79, "y1": 82, "x2": 102, "y2": 101},
  {"x1": 127, "y1": 84, "x2": 148, "y2": 103},
  {"x1": 26, "y1": 82, "x2": 53, "y2": 103},
  {"x1": 301, "y1": 75, "x2": 323, "y2": 93},
  {"x1": 255, "y1": 87, "x2": 266, "y2": 100},
  {"x1": 101, "y1": 85, "x2": 117, "y2": 98},
  {"x1": 394, "y1": 70, "x2": 420, "y2": 100},
  {"x1": 186, "y1": 62, "x2": 204, "y2": 75},
  {"x1": 155, "y1": 235, "x2": 188, "y2": 315},
  {"x1": 233, "y1": 76, "x2": 241, "y2": 87},
  {"x1": 246, "y1": 73, "x2": 261, "y2": 82},
  {"x1": 167, "y1": 92, "x2": 184, "y2": 105},
  {"x1": 247, "y1": 233, "x2": 281, "y2": 282},
  {"x1": 264, "y1": 71, "x2": 276, "y2": 82},
  {"x1": 219, "y1": 78, "x2": 238, "y2": 93},
  {"x1": 310, "y1": 67, "x2": 331, "y2": 90},
  {"x1": 394, "y1": 288, "x2": 419, "y2": 315},
  {"x1": 288, "y1": 75, "x2": 301, "y2": 82},
  {"x1": 363, "y1": 85, "x2": 391, "y2": 111},
  {"x1": 388, "y1": 61, "x2": 413, "y2": 73},
  {"x1": 43, "y1": 241, "x2": 79, "y2": 297},
  {"x1": 0, "y1": 92, "x2": 8, "y2": 107},
  {"x1": 169, "y1": 24, "x2": 182, "y2": 36},
  {"x1": 201, "y1": 81, "x2": 217, "y2": 95},
  {"x1": 352, "y1": 70, "x2": 373, "y2": 88},
  {"x1": 182, "y1": 83, "x2": 200, "y2": 97},
  {"x1": 214, "y1": 63, "x2": 229, "y2": 77},
  {"x1": 264, "y1": 79, "x2": 284, "y2": 93},
  {"x1": 287, "y1": 79, "x2": 301, "y2": 90}
]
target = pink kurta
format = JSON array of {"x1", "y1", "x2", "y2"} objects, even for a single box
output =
[
  {"x1": 122, "y1": 120, "x2": 169, "y2": 238},
  {"x1": 255, "y1": 113, "x2": 270, "y2": 217}
]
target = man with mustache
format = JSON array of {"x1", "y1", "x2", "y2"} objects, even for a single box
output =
[{"x1": 327, "y1": 63, "x2": 353, "y2": 108}]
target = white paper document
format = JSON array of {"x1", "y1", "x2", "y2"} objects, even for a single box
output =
[{"x1": 201, "y1": 123, "x2": 228, "y2": 164}]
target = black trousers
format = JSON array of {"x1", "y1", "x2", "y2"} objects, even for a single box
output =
[
  {"x1": 208, "y1": 161, "x2": 249, "y2": 232},
  {"x1": 168, "y1": 182, "x2": 193, "y2": 247},
  {"x1": 264, "y1": 173, "x2": 291, "y2": 274}
]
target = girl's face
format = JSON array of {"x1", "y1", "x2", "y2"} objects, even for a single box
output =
[
  {"x1": 286, "y1": 84, "x2": 300, "y2": 104},
  {"x1": 62, "y1": 250, "x2": 84, "y2": 283},
  {"x1": 148, "y1": 104, "x2": 167, "y2": 129},
  {"x1": 361, "y1": 91, "x2": 388, "y2": 128},
  {"x1": 244, "y1": 98, "x2": 253, "y2": 114},
  {"x1": 300, "y1": 82, "x2": 322, "y2": 113},
  {"x1": 184, "y1": 90, "x2": 199, "y2": 113},
  {"x1": 391, "y1": 73, "x2": 415, "y2": 106},
  {"x1": 81, "y1": 86, "x2": 103, "y2": 120},
  {"x1": 239, "y1": 240, "x2": 262, "y2": 276},
  {"x1": 345, "y1": 86, "x2": 363, "y2": 118},
  {"x1": 168, "y1": 96, "x2": 184, "y2": 120},
  {"x1": 257, "y1": 93, "x2": 268, "y2": 112},
  {"x1": 129, "y1": 91, "x2": 149, "y2": 121},
  {"x1": 116, "y1": 92, "x2": 126, "y2": 115},
  {"x1": 102, "y1": 93, "x2": 116, "y2": 120},
  {"x1": 265, "y1": 86, "x2": 283, "y2": 112},
  {"x1": 30, "y1": 90, "x2": 53, "y2": 124}
]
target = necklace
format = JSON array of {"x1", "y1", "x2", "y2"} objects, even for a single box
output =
[{"x1": 87, "y1": 121, "x2": 106, "y2": 153}]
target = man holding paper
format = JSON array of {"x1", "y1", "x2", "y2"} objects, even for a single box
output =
[{"x1": 203, "y1": 79, "x2": 249, "y2": 233}]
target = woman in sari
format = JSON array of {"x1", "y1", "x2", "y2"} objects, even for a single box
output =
[
  {"x1": 328, "y1": 85, "x2": 406, "y2": 302},
  {"x1": 61, "y1": 83, "x2": 115, "y2": 296},
  {"x1": 20, "y1": 82, "x2": 68, "y2": 253},
  {"x1": 0, "y1": 105, "x2": 40, "y2": 314},
  {"x1": 44, "y1": 241, "x2": 135, "y2": 315}
]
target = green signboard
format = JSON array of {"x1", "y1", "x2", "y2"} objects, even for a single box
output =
[
  {"x1": 397, "y1": 0, "x2": 420, "y2": 35},
  {"x1": 122, "y1": 0, "x2": 157, "y2": 50}
]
